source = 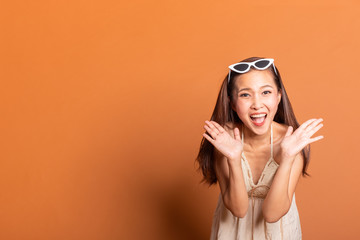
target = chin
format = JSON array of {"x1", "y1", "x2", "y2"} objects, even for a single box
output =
[
  {"x1": 250, "y1": 126, "x2": 269, "y2": 135},
  {"x1": 245, "y1": 118, "x2": 272, "y2": 135}
]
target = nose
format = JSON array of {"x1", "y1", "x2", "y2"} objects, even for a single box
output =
[{"x1": 251, "y1": 95, "x2": 263, "y2": 110}]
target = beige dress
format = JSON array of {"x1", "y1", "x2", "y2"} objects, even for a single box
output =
[{"x1": 210, "y1": 124, "x2": 302, "y2": 240}]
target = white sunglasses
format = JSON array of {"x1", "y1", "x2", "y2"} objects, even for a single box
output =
[{"x1": 228, "y1": 58, "x2": 278, "y2": 83}]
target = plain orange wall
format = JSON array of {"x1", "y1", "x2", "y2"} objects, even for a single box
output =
[{"x1": 1, "y1": 0, "x2": 359, "y2": 239}]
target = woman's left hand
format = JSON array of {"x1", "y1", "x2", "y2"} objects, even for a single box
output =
[{"x1": 279, "y1": 118, "x2": 324, "y2": 163}]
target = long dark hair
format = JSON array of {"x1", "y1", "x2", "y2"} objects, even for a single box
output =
[{"x1": 196, "y1": 57, "x2": 311, "y2": 186}]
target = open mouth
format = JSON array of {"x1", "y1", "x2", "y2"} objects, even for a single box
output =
[{"x1": 250, "y1": 113, "x2": 267, "y2": 126}]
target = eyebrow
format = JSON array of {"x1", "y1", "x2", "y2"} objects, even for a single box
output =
[{"x1": 237, "y1": 85, "x2": 274, "y2": 93}]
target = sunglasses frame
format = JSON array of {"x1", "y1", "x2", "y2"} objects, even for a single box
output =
[{"x1": 227, "y1": 58, "x2": 278, "y2": 83}]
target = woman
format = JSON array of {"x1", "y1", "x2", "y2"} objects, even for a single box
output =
[{"x1": 196, "y1": 57, "x2": 324, "y2": 239}]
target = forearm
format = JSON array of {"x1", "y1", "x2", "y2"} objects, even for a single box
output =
[
  {"x1": 262, "y1": 158, "x2": 294, "y2": 222},
  {"x1": 223, "y1": 156, "x2": 249, "y2": 218}
]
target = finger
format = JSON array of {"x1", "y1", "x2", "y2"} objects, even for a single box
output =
[
  {"x1": 285, "y1": 126, "x2": 293, "y2": 137},
  {"x1": 205, "y1": 120, "x2": 220, "y2": 135},
  {"x1": 305, "y1": 118, "x2": 323, "y2": 132},
  {"x1": 307, "y1": 123, "x2": 324, "y2": 137},
  {"x1": 234, "y1": 127, "x2": 240, "y2": 141},
  {"x1": 204, "y1": 125, "x2": 218, "y2": 140},
  {"x1": 203, "y1": 133, "x2": 215, "y2": 144},
  {"x1": 211, "y1": 121, "x2": 225, "y2": 133},
  {"x1": 308, "y1": 135, "x2": 324, "y2": 144},
  {"x1": 298, "y1": 118, "x2": 317, "y2": 131}
]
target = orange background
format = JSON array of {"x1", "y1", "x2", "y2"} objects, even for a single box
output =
[{"x1": 1, "y1": 0, "x2": 359, "y2": 239}]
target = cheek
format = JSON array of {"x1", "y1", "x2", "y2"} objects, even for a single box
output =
[
  {"x1": 234, "y1": 100, "x2": 250, "y2": 115},
  {"x1": 266, "y1": 96, "x2": 280, "y2": 110}
]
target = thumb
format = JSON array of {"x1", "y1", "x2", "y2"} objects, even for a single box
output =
[
  {"x1": 234, "y1": 127, "x2": 241, "y2": 141},
  {"x1": 285, "y1": 126, "x2": 293, "y2": 137}
]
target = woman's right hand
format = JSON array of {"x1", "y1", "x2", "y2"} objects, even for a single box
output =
[{"x1": 202, "y1": 120, "x2": 243, "y2": 161}]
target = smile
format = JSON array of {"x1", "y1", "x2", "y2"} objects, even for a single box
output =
[{"x1": 250, "y1": 113, "x2": 267, "y2": 126}]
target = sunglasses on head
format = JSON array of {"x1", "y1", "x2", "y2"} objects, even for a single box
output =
[{"x1": 227, "y1": 58, "x2": 278, "y2": 83}]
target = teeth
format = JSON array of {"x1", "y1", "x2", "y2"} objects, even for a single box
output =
[{"x1": 250, "y1": 114, "x2": 266, "y2": 118}]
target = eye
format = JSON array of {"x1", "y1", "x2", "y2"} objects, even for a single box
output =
[
  {"x1": 240, "y1": 93, "x2": 250, "y2": 97},
  {"x1": 263, "y1": 90, "x2": 271, "y2": 95}
]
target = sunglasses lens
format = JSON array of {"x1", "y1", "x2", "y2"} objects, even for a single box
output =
[
  {"x1": 233, "y1": 63, "x2": 249, "y2": 72},
  {"x1": 254, "y1": 60, "x2": 271, "y2": 69}
]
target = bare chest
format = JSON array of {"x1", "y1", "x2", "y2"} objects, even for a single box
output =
[{"x1": 243, "y1": 144, "x2": 281, "y2": 184}]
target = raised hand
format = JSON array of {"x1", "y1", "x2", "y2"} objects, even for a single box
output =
[
  {"x1": 202, "y1": 120, "x2": 243, "y2": 161},
  {"x1": 279, "y1": 118, "x2": 324, "y2": 162}
]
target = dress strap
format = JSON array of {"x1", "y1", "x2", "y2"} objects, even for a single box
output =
[{"x1": 270, "y1": 123, "x2": 273, "y2": 159}]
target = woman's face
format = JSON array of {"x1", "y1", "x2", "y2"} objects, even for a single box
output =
[{"x1": 231, "y1": 69, "x2": 281, "y2": 136}]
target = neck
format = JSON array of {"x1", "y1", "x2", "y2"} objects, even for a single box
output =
[{"x1": 242, "y1": 123, "x2": 272, "y2": 149}]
